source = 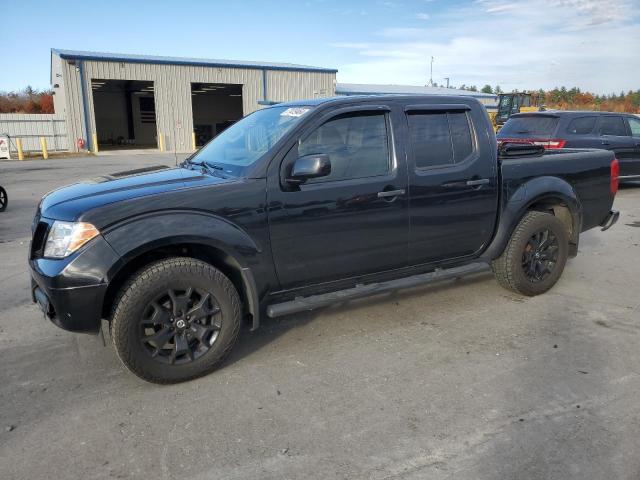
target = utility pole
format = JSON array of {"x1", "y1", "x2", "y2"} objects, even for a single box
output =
[
  {"x1": 444, "y1": 77, "x2": 450, "y2": 88},
  {"x1": 429, "y1": 56, "x2": 434, "y2": 86}
]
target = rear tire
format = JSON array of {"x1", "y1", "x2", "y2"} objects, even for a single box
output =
[
  {"x1": 492, "y1": 211, "x2": 569, "y2": 296},
  {"x1": 111, "y1": 257, "x2": 242, "y2": 384}
]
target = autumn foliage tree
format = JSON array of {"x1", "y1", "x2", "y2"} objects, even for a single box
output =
[
  {"x1": 455, "y1": 84, "x2": 640, "y2": 113},
  {"x1": 515, "y1": 88, "x2": 638, "y2": 113},
  {"x1": 538, "y1": 87, "x2": 640, "y2": 112},
  {"x1": 0, "y1": 87, "x2": 55, "y2": 113}
]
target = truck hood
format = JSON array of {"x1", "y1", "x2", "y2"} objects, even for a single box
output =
[{"x1": 39, "y1": 165, "x2": 233, "y2": 221}]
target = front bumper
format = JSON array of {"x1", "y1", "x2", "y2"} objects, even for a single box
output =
[
  {"x1": 31, "y1": 279, "x2": 108, "y2": 333},
  {"x1": 29, "y1": 233, "x2": 121, "y2": 334},
  {"x1": 600, "y1": 209, "x2": 620, "y2": 231}
]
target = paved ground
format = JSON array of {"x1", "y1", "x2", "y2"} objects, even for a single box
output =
[{"x1": 0, "y1": 155, "x2": 639, "y2": 480}]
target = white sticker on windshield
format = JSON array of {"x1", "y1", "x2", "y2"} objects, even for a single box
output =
[{"x1": 280, "y1": 107, "x2": 311, "y2": 117}]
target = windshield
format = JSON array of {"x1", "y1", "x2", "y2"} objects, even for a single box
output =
[
  {"x1": 186, "y1": 106, "x2": 313, "y2": 176},
  {"x1": 497, "y1": 95, "x2": 512, "y2": 119},
  {"x1": 499, "y1": 116, "x2": 559, "y2": 138}
]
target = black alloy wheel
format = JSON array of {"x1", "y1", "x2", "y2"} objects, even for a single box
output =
[
  {"x1": 0, "y1": 186, "x2": 7, "y2": 212},
  {"x1": 521, "y1": 229, "x2": 559, "y2": 283},
  {"x1": 140, "y1": 287, "x2": 221, "y2": 365}
]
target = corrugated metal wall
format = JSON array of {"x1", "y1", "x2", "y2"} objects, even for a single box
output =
[
  {"x1": 61, "y1": 59, "x2": 86, "y2": 151},
  {"x1": 266, "y1": 70, "x2": 335, "y2": 103},
  {"x1": 59, "y1": 55, "x2": 336, "y2": 153},
  {"x1": 0, "y1": 114, "x2": 67, "y2": 153}
]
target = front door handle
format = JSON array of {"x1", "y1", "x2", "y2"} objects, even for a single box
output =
[
  {"x1": 466, "y1": 178, "x2": 490, "y2": 186},
  {"x1": 377, "y1": 189, "x2": 405, "y2": 198},
  {"x1": 601, "y1": 140, "x2": 611, "y2": 146}
]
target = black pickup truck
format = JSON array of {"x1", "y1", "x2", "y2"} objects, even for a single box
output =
[{"x1": 29, "y1": 95, "x2": 619, "y2": 383}]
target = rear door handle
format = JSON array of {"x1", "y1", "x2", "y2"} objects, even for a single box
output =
[
  {"x1": 442, "y1": 178, "x2": 490, "y2": 189},
  {"x1": 466, "y1": 178, "x2": 490, "y2": 186},
  {"x1": 377, "y1": 189, "x2": 405, "y2": 198},
  {"x1": 601, "y1": 140, "x2": 611, "y2": 145}
]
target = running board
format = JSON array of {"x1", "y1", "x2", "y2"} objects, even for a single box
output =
[{"x1": 266, "y1": 262, "x2": 491, "y2": 318}]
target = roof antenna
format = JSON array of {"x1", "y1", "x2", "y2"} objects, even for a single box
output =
[{"x1": 428, "y1": 56, "x2": 434, "y2": 87}]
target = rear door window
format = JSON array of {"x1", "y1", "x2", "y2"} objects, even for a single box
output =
[
  {"x1": 566, "y1": 116, "x2": 597, "y2": 135},
  {"x1": 407, "y1": 111, "x2": 475, "y2": 169},
  {"x1": 599, "y1": 116, "x2": 628, "y2": 136},
  {"x1": 498, "y1": 116, "x2": 559, "y2": 137}
]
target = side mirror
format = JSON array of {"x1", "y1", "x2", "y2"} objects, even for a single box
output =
[{"x1": 287, "y1": 154, "x2": 331, "y2": 184}]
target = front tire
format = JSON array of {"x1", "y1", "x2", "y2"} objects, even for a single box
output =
[
  {"x1": 0, "y1": 186, "x2": 7, "y2": 212},
  {"x1": 111, "y1": 257, "x2": 242, "y2": 384},
  {"x1": 492, "y1": 211, "x2": 569, "y2": 296}
]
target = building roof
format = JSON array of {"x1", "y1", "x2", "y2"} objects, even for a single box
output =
[
  {"x1": 336, "y1": 83, "x2": 496, "y2": 99},
  {"x1": 51, "y1": 48, "x2": 338, "y2": 73}
]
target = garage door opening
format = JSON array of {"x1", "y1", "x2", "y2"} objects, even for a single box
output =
[
  {"x1": 92, "y1": 79, "x2": 158, "y2": 150},
  {"x1": 191, "y1": 83, "x2": 243, "y2": 147}
]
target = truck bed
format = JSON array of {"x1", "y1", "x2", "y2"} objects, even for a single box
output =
[{"x1": 500, "y1": 148, "x2": 616, "y2": 232}]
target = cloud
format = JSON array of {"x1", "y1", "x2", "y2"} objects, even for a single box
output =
[
  {"x1": 476, "y1": 0, "x2": 635, "y2": 29},
  {"x1": 416, "y1": 12, "x2": 430, "y2": 20},
  {"x1": 481, "y1": 2, "x2": 519, "y2": 13},
  {"x1": 332, "y1": 0, "x2": 640, "y2": 93}
]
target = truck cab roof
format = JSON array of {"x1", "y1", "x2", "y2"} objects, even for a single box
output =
[
  {"x1": 509, "y1": 110, "x2": 637, "y2": 118},
  {"x1": 276, "y1": 94, "x2": 484, "y2": 109}
]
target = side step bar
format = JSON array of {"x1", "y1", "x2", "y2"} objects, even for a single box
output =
[{"x1": 266, "y1": 262, "x2": 491, "y2": 318}]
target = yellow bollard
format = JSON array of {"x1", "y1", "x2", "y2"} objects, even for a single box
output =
[
  {"x1": 16, "y1": 138, "x2": 24, "y2": 160},
  {"x1": 92, "y1": 133, "x2": 99, "y2": 154},
  {"x1": 158, "y1": 133, "x2": 165, "y2": 152},
  {"x1": 192, "y1": 132, "x2": 197, "y2": 151},
  {"x1": 40, "y1": 137, "x2": 49, "y2": 160}
]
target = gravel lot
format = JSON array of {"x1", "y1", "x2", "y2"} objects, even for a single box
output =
[{"x1": 0, "y1": 155, "x2": 639, "y2": 480}]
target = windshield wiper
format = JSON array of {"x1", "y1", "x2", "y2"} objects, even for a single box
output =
[
  {"x1": 183, "y1": 159, "x2": 230, "y2": 178},
  {"x1": 189, "y1": 160, "x2": 222, "y2": 170}
]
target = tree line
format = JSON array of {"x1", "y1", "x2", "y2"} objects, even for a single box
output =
[
  {"x1": 2, "y1": 84, "x2": 640, "y2": 114},
  {"x1": 0, "y1": 87, "x2": 54, "y2": 114},
  {"x1": 454, "y1": 84, "x2": 640, "y2": 113}
]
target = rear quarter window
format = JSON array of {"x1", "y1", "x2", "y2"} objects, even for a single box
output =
[
  {"x1": 599, "y1": 116, "x2": 628, "y2": 136},
  {"x1": 626, "y1": 116, "x2": 640, "y2": 137},
  {"x1": 499, "y1": 116, "x2": 559, "y2": 137},
  {"x1": 566, "y1": 116, "x2": 597, "y2": 135}
]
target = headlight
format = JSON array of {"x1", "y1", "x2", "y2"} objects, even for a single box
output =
[{"x1": 43, "y1": 221, "x2": 100, "y2": 258}]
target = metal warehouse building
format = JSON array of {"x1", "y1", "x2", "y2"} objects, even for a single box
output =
[{"x1": 51, "y1": 49, "x2": 337, "y2": 153}]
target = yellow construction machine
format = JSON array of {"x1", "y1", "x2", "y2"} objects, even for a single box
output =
[{"x1": 489, "y1": 92, "x2": 544, "y2": 132}]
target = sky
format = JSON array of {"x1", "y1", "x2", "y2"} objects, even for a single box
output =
[{"x1": 1, "y1": 0, "x2": 639, "y2": 95}]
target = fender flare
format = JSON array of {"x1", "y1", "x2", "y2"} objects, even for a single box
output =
[
  {"x1": 102, "y1": 210, "x2": 262, "y2": 329},
  {"x1": 481, "y1": 176, "x2": 582, "y2": 261}
]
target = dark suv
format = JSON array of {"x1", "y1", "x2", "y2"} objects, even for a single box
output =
[{"x1": 498, "y1": 111, "x2": 640, "y2": 180}]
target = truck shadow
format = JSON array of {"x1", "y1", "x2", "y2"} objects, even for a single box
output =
[{"x1": 223, "y1": 272, "x2": 494, "y2": 368}]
